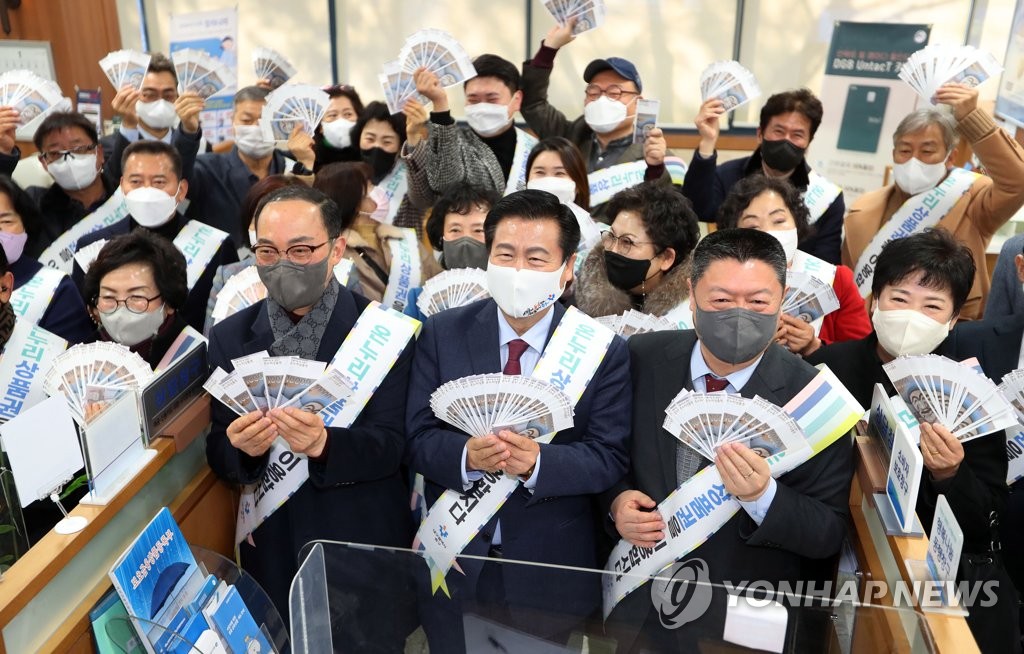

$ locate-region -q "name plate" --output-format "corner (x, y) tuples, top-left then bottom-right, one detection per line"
(140, 343), (208, 443)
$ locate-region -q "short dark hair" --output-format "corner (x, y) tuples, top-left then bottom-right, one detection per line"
(147, 53), (178, 83)
(466, 54), (521, 94)
(426, 182), (501, 251)
(0, 175), (44, 254)
(690, 228), (788, 290)
(352, 100), (406, 146)
(325, 84), (365, 115)
(255, 184), (344, 240)
(234, 85), (269, 105)
(717, 175), (814, 242)
(759, 89), (824, 139)
(239, 175), (307, 247)
(121, 140), (183, 181)
(871, 228), (975, 317)
(84, 231), (188, 311)
(33, 112), (98, 151)
(312, 161), (372, 232)
(525, 137), (590, 210)
(484, 189), (579, 263)
(606, 181), (700, 272)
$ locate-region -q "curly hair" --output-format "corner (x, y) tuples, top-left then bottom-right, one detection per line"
(716, 175), (814, 242)
(84, 230), (188, 311)
(605, 181), (700, 271)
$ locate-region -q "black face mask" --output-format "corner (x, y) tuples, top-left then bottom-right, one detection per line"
(604, 250), (655, 292)
(760, 138), (806, 173)
(360, 147), (398, 184)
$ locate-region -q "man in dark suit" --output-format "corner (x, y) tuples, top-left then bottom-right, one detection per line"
(206, 185), (414, 642)
(71, 140), (237, 333)
(406, 189), (631, 652)
(605, 228), (853, 650)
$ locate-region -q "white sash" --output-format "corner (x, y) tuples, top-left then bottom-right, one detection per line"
(9, 267), (65, 326)
(661, 298), (693, 329)
(588, 160), (648, 206)
(235, 302), (422, 544)
(504, 128), (539, 195)
(334, 258), (354, 287)
(1008, 429), (1024, 485)
(802, 171), (842, 225)
(416, 307), (615, 595)
(173, 221), (230, 291)
(601, 366), (863, 618)
(381, 228), (422, 313)
(377, 161), (409, 224)
(0, 322), (67, 423)
(853, 169), (978, 298)
(38, 188), (129, 273)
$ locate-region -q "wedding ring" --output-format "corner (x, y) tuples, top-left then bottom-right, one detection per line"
(929, 449), (939, 455)
(743, 471), (755, 479)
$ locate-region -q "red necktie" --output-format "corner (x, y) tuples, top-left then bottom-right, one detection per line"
(504, 339), (529, 376)
(705, 373), (729, 393)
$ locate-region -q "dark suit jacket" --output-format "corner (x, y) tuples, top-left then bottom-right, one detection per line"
(206, 288), (414, 620)
(71, 214), (238, 334)
(606, 331), (853, 648)
(809, 332), (1008, 554)
(405, 299), (631, 620)
(10, 257), (94, 344)
(99, 126), (202, 182)
(681, 148), (845, 264)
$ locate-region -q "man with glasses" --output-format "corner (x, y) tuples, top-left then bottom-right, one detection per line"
(71, 140), (237, 333)
(519, 18), (673, 219)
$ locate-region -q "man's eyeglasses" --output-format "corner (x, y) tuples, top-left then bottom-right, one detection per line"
(40, 143), (98, 164)
(253, 242), (329, 265)
(584, 84), (640, 102)
(95, 294), (162, 314)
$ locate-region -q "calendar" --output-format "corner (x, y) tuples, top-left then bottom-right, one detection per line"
(0, 40), (56, 81)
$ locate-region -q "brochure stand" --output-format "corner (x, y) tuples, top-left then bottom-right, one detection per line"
(79, 390), (158, 506)
(50, 491), (87, 535)
(904, 495), (969, 617)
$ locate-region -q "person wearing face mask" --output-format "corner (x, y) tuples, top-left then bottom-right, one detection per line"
(72, 141), (238, 333)
(101, 54), (207, 182)
(206, 185), (417, 633)
(685, 88), (845, 265)
(844, 83), (1024, 321)
(717, 175), (870, 357)
(407, 190), (631, 652)
(313, 162), (440, 309)
(604, 228), (852, 651)
(519, 18), (673, 220)
(186, 86), (315, 245)
(310, 84), (364, 171)
(808, 229), (1020, 653)
(83, 231), (189, 367)
(575, 182), (698, 321)
(0, 176), (93, 343)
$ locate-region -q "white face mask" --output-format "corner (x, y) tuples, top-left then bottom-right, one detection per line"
(124, 185), (180, 228)
(766, 227), (799, 264)
(100, 304), (167, 347)
(322, 118), (356, 149)
(486, 261), (567, 319)
(527, 176), (577, 205)
(584, 96), (628, 134)
(464, 102), (512, 138)
(872, 306), (951, 357)
(234, 125), (276, 159)
(892, 157), (947, 196)
(48, 153), (100, 191)
(135, 99), (178, 130)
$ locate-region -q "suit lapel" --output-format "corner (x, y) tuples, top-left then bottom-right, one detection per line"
(314, 289), (359, 362)
(243, 302), (275, 354)
(655, 332), (697, 495)
(467, 300), (502, 374)
(738, 344), (790, 405)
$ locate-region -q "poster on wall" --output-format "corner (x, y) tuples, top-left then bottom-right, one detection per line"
(810, 22), (931, 203)
(995, 0), (1024, 127)
(169, 7), (239, 145)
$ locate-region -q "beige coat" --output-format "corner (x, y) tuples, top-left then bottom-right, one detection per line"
(343, 223), (442, 304)
(842, 109), (1024, 320)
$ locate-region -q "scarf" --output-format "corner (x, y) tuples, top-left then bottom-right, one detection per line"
(0, 301), (15, 350)
(266, 277), (341, 359)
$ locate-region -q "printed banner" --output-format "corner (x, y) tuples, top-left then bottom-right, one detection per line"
(172, 220), (229, 290)
(0, 323), (67, 423)
(381, 228), (422, 313)
(9, 267), (64, 326)
(803, 171), (842, 225)
(505, 128), (540, 195)
(588, 160), (648, 206)
(377, 160), (409, 224)
(169, 7), (238, 145)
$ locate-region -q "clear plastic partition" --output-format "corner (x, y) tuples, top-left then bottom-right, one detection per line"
(291, 540), (938, 654)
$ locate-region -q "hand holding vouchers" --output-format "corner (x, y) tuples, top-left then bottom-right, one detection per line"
(430, 372), (574, 439)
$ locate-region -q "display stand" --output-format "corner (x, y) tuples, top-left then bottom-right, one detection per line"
(78, 390), (157, 506)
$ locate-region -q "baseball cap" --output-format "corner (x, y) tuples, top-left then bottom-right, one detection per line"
(583, 57), (642, 93)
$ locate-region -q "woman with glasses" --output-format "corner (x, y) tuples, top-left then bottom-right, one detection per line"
(575, 181), (700, 320)
(83, 230), (188, 368)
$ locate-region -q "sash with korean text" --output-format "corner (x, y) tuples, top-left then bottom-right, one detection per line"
(588, 160), (648, 206)
(9, 267), (65, 326)
(802, 171), (842, 225)
(853, 168), (977, 298)
(381, 228), (422, 313)
(235, 302), (421, 545)
(601, 366), (864, 618)
(416, 307), (615, 595)
(0, 322), (67, 424)
(378, 161), (409, 224)
(172, 221), (230, 291)
(38, 188), (129, 273)
(505, 129), (540, 195)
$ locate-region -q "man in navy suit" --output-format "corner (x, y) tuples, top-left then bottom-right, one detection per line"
(406, 189), (631, 652)
(206, 185), (414, 644)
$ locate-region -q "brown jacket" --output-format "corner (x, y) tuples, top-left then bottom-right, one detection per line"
(842, 109), (1024, 320)
(343, 223), (442, 305)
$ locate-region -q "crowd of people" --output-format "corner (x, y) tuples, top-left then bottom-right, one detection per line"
(3, 15), (1024, 653)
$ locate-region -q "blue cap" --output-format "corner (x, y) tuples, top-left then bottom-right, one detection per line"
(583, 57), (642, 93)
